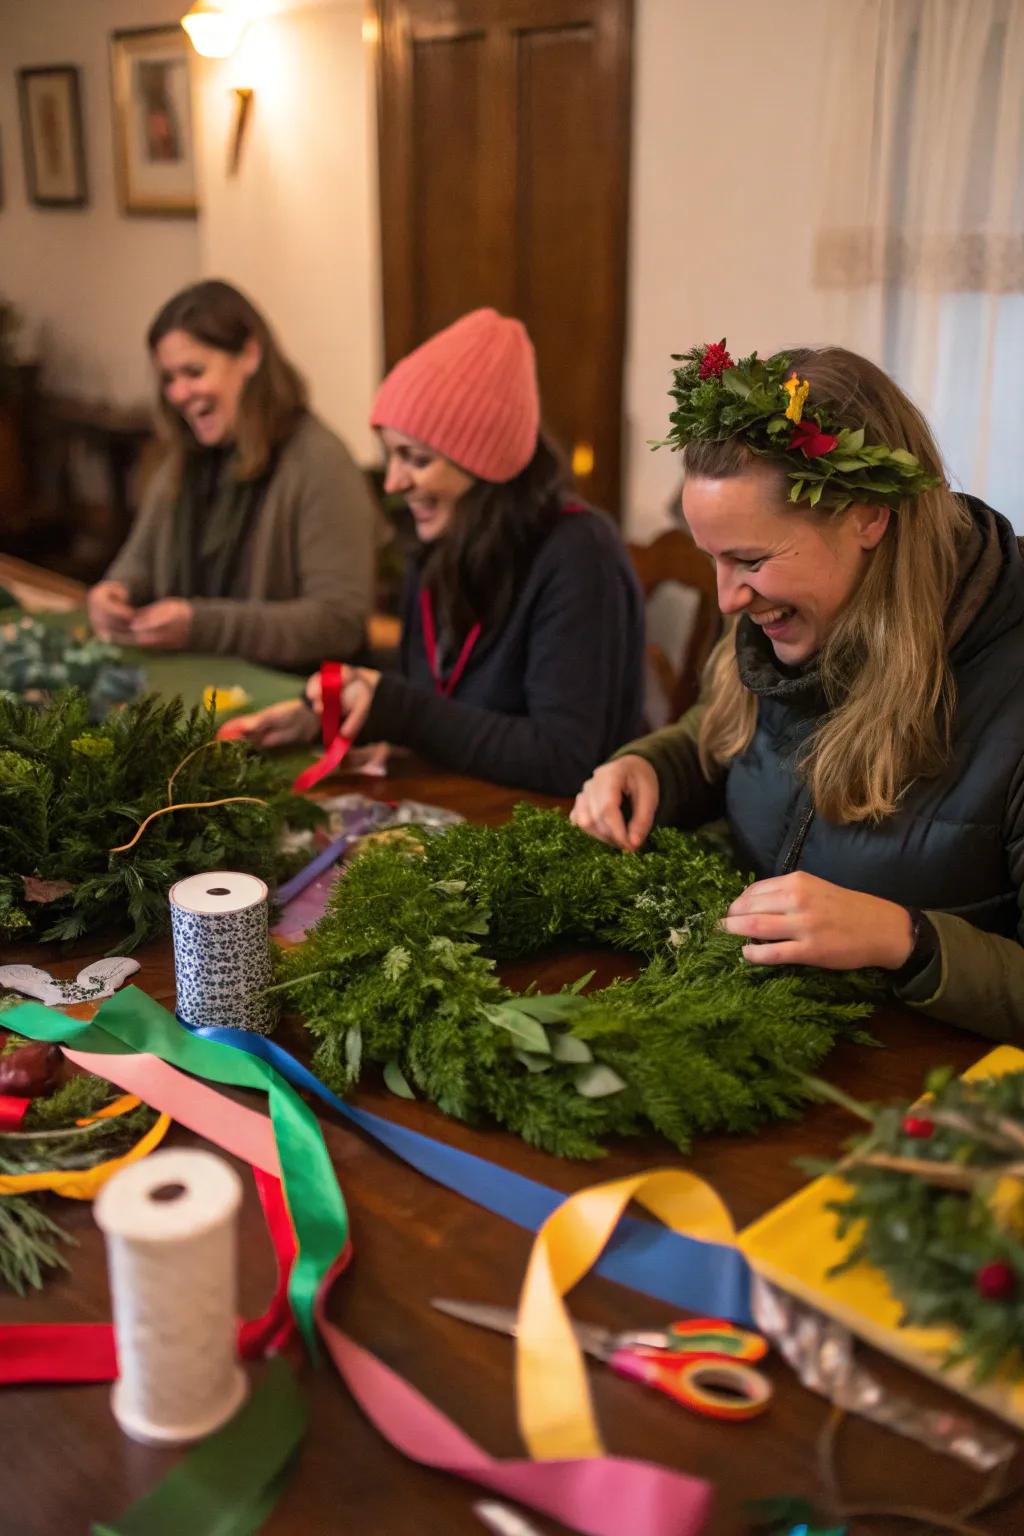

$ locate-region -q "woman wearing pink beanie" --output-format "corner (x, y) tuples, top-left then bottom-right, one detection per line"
(232, 308), (644, 796)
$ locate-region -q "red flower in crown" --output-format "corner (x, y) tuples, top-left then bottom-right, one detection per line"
(789, 419), (839, 458)
(699, 341), (734, 380)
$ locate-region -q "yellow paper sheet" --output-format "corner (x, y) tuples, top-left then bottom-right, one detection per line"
(738, 1045), (1024, 1430)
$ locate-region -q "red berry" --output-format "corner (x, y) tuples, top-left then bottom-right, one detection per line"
(699, 342), (734, 380)
(902, 1115), (934, 1139)
(976, 1262), (1017, 1301)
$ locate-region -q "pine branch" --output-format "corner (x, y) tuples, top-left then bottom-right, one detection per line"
(0, 1195), (75, 1294)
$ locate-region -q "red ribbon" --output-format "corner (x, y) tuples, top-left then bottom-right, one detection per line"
(291, 660), (353, 794)
(0, 1095), (30, 1130)
(0, 1168), (295, 1385)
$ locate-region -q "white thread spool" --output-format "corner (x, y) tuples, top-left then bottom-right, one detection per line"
(170, 870), (276, 1034)
(95, 1148), (247, 1445)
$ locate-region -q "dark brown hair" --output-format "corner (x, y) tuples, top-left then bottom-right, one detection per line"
(421, 433), (572, 641)
(147, 279), (308, 489)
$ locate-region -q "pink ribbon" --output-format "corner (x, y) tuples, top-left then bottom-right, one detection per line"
(9, 1045), (712, 1535)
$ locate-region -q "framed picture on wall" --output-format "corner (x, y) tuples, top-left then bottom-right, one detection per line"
(17, 66), (88, 208)
(110, 26), (198, 217)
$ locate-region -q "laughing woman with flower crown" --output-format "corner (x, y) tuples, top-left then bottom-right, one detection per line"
(572, 341), (1024, 1039)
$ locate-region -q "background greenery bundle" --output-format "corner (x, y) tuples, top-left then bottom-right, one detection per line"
(0, 690), (319, 947)
(816, 1067), (1024, 1382)
(280, 806), (879, 1157)
(0, 614), (144, 720)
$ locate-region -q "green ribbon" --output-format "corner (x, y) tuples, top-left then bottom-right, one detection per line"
(6, 988), (348, 1355)
(92, 1358), (307, 1536)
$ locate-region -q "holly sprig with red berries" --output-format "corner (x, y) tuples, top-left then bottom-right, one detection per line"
(805, 1066), (1024, 1383)
(661, 341), (940, 513)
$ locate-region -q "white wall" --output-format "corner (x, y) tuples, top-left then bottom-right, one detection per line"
(0, 0), (834, 511)
(194, 1), (381, 463)
(624, 0), (831, 537)
(0, 0), (200, 405)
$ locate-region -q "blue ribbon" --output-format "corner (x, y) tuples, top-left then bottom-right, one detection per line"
(182, 1020), (754, 1325)
(274, 833), (354, 906)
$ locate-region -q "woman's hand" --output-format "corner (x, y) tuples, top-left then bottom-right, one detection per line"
(219, 699), (320, 748)
(87, 580), (135, 641)
(570, 755), (660, 851)
(129, 598), (193, 650)
(722, 871), (915, 971)
(303, 671), (323, 716)
(339, 667), (380, 738)
(303, 667), (379, 738)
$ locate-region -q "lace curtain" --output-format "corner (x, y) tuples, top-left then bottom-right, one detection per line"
(814, 0), (1024, 526)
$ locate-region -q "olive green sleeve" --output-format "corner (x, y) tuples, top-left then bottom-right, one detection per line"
(611, 703), (727, 829)
(895, 911), (1024, 1042)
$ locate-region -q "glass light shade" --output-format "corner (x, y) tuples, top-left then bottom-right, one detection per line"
(181, 2), (247, 60)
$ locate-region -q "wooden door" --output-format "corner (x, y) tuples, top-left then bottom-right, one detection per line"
(376, 0), (633, 516)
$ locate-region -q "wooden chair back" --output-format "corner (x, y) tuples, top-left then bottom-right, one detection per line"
(628, 528), (721, 721)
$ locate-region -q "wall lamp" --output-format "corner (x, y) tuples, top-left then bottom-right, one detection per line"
(180, 2), (254, 176)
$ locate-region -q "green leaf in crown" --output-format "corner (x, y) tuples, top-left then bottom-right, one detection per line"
(660, 340), (942, 513)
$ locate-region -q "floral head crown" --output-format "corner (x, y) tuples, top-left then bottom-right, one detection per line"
(664, 341), (941, 512)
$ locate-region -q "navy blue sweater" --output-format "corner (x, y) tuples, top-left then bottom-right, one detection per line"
(362, 507), (644, 796)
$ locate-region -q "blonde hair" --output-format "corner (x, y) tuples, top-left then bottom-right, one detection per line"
(147, 280), (308, 493)
(693, 346), (972, 824)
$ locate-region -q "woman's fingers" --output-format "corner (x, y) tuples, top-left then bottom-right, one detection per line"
(218, 701), (313, 748)
(721, 912), (796, 942)
(740, 940), (804, 966)
(624, 768), (658, 849)
(304, 673), (323, 715)
(571, 757), (659, 852)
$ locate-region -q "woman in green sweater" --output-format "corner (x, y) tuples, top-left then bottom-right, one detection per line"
(572, 341), (1024, 1040)
(87, 280), (376, 672)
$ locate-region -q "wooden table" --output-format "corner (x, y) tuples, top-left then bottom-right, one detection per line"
(1, 570), (1021, 1536)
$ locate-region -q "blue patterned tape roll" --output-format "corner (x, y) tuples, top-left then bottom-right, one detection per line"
(169, 872), (276, 1035)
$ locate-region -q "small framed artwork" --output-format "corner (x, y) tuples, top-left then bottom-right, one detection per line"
(17, 66), (88, 209)
(110, 26), (198, 217)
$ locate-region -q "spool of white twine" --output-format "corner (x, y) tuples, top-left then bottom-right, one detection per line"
(170, 870), (275, 1034)
(94, 1147), (247, 1445)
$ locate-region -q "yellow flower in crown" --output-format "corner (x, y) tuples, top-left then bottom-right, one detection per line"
(783, 373), (810, 424)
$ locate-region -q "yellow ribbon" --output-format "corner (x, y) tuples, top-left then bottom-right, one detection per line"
(0, 1110), (171, 1200)
(516, 1046), (1024, 1460)
(75, 1092), (141, 1126)
(515, 1168), (735, 1460)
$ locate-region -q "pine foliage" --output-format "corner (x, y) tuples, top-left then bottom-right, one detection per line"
(0, 690), (320, 948)
(817, 1068), (1024, 1381)
(280, 806), (879, 1157)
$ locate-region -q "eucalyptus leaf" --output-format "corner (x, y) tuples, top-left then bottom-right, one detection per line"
(507, 993), (586, 1024)
(486, 1004), (551, 1054)
(574, 1063), (628, 1099)
(549, 1031), (594, 1064)
(345, 1025), (362, 1078)
(383, 1059), (415, 1099)
(513, 1050), (554, 1074)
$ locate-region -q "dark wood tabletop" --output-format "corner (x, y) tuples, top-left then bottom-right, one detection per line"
(2, 760), (1021, 1536)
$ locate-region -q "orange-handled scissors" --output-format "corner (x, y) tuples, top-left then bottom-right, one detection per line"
(432, 1299), (773, 1423)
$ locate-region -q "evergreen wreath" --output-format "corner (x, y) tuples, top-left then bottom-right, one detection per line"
(0, 1025), (160, 1294)
(0, 690), (320, 947)
(811, 1067), (1024, 1382)
(662, 341), (941, 512)
(279, 806), (880, 1158)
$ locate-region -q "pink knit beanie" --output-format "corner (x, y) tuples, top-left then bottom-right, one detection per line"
(370, 308), (540, 483)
